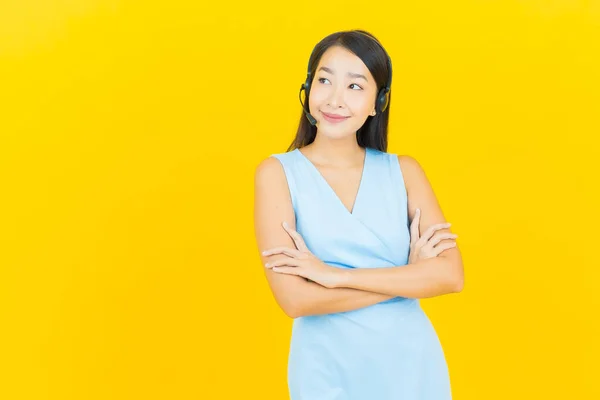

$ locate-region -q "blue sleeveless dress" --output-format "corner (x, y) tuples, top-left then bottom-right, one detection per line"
(270, 146), (452, 400)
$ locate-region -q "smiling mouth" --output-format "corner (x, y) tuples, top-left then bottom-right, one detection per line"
(321, 111), (350, 122)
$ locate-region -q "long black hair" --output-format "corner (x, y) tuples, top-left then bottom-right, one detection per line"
(287, 30), (393, 152)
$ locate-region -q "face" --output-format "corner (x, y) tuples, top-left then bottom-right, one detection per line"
(307, 45), (379, 139)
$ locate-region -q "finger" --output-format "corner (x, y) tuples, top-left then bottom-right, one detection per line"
(282, 221), (309, 252)
(423, 238), (456, 254)
(262, 247), (303, 258)
(433, 241), (457, 255)
(426, 232), (458, 248)
(409, 208), (421, 244)
(417, 222), (452, 247)
(282, 221), (304, 250)
(271, 266), (302, 276)
(265, 257), (301, 269)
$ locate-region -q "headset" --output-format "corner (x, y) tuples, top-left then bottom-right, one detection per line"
(299, 31), (393, 126)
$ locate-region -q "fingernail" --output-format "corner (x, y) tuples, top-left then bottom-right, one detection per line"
(283, 221), (288, 228)
(265, 263), (270, 267)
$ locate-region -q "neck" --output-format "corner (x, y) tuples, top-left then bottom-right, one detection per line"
(304, 131), (365, 167)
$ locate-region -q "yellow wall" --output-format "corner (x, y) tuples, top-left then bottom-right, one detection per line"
(1, 1), (598, 399)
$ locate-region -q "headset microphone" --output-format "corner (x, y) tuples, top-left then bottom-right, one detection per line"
(299, 84), (317, 125)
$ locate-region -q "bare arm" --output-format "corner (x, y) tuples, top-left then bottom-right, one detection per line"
(269, 276), (395, 317)
(334, 154), (465, 298)
(338, 255), (463, 298)
(254, 156), (395, 318)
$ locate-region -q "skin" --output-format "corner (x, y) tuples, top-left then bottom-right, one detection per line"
(253, 45), (464, 318)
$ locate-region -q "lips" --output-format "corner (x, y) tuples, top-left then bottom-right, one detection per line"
(321, 111), (350, 123)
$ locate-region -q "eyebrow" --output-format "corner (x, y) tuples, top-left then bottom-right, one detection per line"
(318, 66), (368, 82)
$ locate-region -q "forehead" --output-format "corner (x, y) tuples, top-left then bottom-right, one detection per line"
(316, 45), (370, 73)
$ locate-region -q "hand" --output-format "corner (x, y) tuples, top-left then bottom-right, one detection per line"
(262, 221), (344, 289)
(408, 208), (458, 265)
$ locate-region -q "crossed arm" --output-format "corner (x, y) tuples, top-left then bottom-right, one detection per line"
(254, 155), (464, 318)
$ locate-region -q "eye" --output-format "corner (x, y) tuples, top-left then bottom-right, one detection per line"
(317, 78), (362, 90)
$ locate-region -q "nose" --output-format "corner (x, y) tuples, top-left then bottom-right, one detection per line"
(327, 83), (345, 108)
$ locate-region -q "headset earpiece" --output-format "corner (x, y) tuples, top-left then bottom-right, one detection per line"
(299, 71), (317, 125)
(304, 72), (312, 97)
(377, 86), (390, 113)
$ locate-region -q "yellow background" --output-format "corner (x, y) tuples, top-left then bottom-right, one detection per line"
(1, 1), (598, 399)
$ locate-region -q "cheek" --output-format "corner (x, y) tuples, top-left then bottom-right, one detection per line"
(346, 94), (375, 113)
(308, 86), (328, 108)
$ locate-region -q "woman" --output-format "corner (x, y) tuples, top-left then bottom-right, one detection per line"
(253, 29), (464, 400)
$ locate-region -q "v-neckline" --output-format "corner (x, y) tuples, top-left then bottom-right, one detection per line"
(295, 147), (370, 216)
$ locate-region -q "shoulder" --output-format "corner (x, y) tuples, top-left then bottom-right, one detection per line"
(254, 155), (286, 187)
(255, 155), (283, 177)
(392, 154), (429, 190)
(254, 151), (298, 195)
(370, 149), (424, 171)
(396, 154), (424, 173)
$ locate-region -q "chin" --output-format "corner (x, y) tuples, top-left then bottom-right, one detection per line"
(317, 128), (357, 140)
